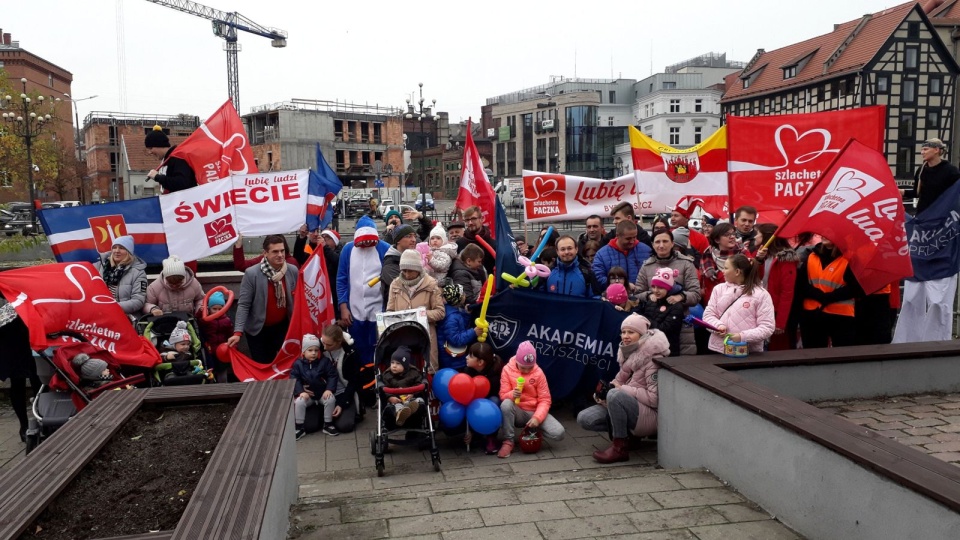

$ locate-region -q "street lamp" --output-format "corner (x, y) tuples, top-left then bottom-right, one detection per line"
(405, 82), (439, 211)
(63, 93), (98, 203)
(1, 78), (60, 225)
(614, 156), (623, 177)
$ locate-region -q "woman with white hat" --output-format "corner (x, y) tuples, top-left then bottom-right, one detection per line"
(93, 235), (147, 320)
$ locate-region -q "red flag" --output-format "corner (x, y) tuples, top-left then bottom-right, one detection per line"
(169, 98), (258, 184)
(0, 263), (161, 368)
(727, 107), (885, 215)
(778, 138), (912, 294)
(456, 119), (497, 237)
(231, 249), (336, 381)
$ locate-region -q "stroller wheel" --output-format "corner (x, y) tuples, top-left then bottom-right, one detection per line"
(368, 431), (377, 456)
(431, 452), (441, 472)
(25, 432), (39, 455)
(376, 459), (385, 477)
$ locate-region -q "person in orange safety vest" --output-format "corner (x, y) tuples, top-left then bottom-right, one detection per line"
(797, 238), (863, 348)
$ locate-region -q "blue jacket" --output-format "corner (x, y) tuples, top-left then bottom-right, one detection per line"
(547, 257), (601, 298)
(592, 238), (653, 287)
(436, 307), (477, 370)
(290, 356), (339, 396)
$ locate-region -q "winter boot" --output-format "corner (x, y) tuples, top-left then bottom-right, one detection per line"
(593, 437), (629, 464)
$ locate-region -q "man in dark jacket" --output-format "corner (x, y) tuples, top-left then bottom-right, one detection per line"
(455, 205), (496, 274)
(379, 224), (418, 308)
(383, 209), (433, 245)
(601, 202), (652, 248)
(547, 236), (602, 298)
(144, 126), (197, 192)
(577, 215), (606, 253)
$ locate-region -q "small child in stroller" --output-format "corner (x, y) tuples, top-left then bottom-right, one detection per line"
(381, 346), (425, 426)
(71, 353), (113, 390)
(291, 333), (340, 439)
(160, 321), (202, 381)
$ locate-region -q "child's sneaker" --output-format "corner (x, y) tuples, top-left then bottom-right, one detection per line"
(295, 428), (307, 441)
(407, 399), (420, 416)
(497, 439), (514, 458)
(322, 423), (339, 436)
(485, 436), (499, 455)
(396, 405), (412, 426)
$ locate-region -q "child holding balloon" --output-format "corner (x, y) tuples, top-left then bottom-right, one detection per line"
(464, 342), (504, 454)
(497, 341), (565, 458)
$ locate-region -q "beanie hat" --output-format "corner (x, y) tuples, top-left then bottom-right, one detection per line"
(515, 341), (537, 367)
(704, 217), (719, 226)
(672, 196), (704, 219)
(354, 216), (380, 248)
(441, 280), (463, 305)
(923, 138), (947, 150)
(384, 209), (401, 224)
(72, 353), (110, 381)
(621, 313), (651, 335)
(112, 235), (135, 256)
(162, 255), (187, 279)
(321, 229), (340, 246)
(208, 291), (226, 308)
(399, 249), (423, 272)
(650, 267), (678, 290)
(672, 227), (690, 249)
(144, 125), (171, 148)
(606, 283), (628, 304)
(392, 224), (416, 245)
(391, 345), (412, 368)
(169, 321), (191, 345)
(301, 333), (320, 353)
(429, 223), (447, 244)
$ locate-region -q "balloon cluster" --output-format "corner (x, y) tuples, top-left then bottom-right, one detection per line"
(501, 226), (555, 288)
(433, 368), (502, 435)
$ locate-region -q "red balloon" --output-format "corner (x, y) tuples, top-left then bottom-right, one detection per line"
(448, 373), (475, 405)
(472, 376), (491, 401)
(216, 343), (232, 364)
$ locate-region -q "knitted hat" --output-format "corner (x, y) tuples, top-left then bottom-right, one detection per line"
(72, 353), (109, 381)
(392, 224), (416, 245)
(208, 291), (226, 308)
(704, 217), (719, 226)
(354, 216), (380, 248)
(112, 235), (135, 255)
(162, 255), (187, 279)
(441, 280), (463, 305)
(169, 321), (191, 345)
(621, 313), (651, 335)
(429, 223), (447, 244)
(515, 341), (537, 367)
(384, 209), (401, 224)
(391, 345), (412, 368)
(650, 267), (678, 290)
(672, 227), (690, 249)
(144, 125), (170, 148)
(606, 283), (628, 304)
(923, 138), (947, 150)
(447, 221), (465, 231)
(301, 333), (320, 353)
(321, 229), (340, 246)
(399, 249), (423, 272)
(671, 196), (704, 219)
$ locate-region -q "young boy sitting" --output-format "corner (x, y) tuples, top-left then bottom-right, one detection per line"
(381, 346), (425, 427)
(497, 340), (565, 458)
(291, 333), (340, 439)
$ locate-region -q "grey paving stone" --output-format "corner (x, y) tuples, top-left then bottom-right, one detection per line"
(327, 457), (361, 471)
(535, 513), (638, 539)
(297, 451), (326, 474)
(516, 481), (605, 503)
(308, 518), (389, 539)
(595, 475), (684, 496)
(711, 503), (773, 522)
(393, 535), (442, 540)
(615, 531), (698, 540)
(300, 478), (373, 498)
(671, 471), (723, 489)
(564, 495), (638, 517)
(342, 498), (432, 523)
(627, 493), (664, 512)
(479, 501), (574, 526)
(388, 509), (485, 536)
(442, 522), (543, 540)
(373, 471), (445, 489)
(629, 506), (728, 533)
(441, 463), (513, 482)
(430, 488), (520, 513)
(649, 488), (744, 509)
(289, 505), (341, 528)
(507, 457), (581, 475)
(689, 519), (800, 539)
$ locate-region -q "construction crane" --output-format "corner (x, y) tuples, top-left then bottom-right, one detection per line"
(144, 0), (287, 112)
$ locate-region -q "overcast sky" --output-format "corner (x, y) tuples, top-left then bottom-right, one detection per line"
(5, 0), (903, 124)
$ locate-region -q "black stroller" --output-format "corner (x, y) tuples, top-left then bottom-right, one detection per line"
(368, 320), (440, 477)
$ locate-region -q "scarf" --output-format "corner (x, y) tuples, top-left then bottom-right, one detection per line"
(702, 246), (740, 282)
(101, 258), (129, 288)
(260, 259), (287, 308)
(399, 274), (424, 296)
(619, 340), (640, 358)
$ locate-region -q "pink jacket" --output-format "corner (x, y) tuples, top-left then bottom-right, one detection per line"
(144, 269), (205, 315)
(703, 282), (775, 353)
(500, 358), (552, 423)
(614, 330), (670, 436)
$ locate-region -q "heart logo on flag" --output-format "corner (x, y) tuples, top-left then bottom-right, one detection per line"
(32, 263), (117, 306)
(530, 177), (560, 200)
(774, 125), (839, 167)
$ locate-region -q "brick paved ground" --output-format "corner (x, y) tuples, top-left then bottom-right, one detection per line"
(811, 392), (960, 465)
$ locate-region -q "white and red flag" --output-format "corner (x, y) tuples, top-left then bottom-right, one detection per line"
(169, 98), (258, 184)
(777, 138), (912, 294)
(230, 249), (336, 381)
(455, 119), (498, 237)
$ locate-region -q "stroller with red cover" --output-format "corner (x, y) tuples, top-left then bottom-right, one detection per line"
(25, 338), (145, 454)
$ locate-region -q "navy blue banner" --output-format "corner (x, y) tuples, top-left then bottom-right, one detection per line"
(907, 181), (960, 281)
(483, 288), (627, 400)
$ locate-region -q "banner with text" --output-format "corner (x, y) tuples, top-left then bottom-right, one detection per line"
(160, 169), (309, 261)
(522, 171), (655, 222)
(727, 106), (885, 215)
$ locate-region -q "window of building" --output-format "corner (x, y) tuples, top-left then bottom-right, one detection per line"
(669, 127), (680, 146)
(877, 76), (889, 93)
(608, 116), (614, 126)
(929, 109), (940, 127)
(743, 78), (751, 89)
(907, 21), (920, 39)
(896, 146), (913, 178)
(930, 76), (942, 95)
(783, 65), (797, 79)
(695, 99), (703, 112)
(903, 79), (917, 103)
(670, 99), (680, 113)
(694, 126), (703, 144)
(905, 47), (919, 70)
(663, 81), (676, 89)
(898, 114), (915, 140)
(609, 91), (616, 103)
(780, 95), (787, 109)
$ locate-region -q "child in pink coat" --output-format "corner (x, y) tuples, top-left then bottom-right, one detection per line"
(703, 254), (775, 354)
(497, 341), (565, 458)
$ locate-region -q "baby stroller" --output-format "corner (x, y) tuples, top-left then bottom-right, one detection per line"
(369, 320), (440, 477)
(26, 336), (145, 454)
(137, 312), (209, 385)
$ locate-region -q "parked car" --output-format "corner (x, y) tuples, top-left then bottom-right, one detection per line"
(0, 209), (14, 224)
(377, 199), (395, 216)
(3, 210), (38, 236)
(382, 204), (416, 218)
(414, 195), (435, 211)
(42, 201), (81, 209)
(346, 196), (372, 217)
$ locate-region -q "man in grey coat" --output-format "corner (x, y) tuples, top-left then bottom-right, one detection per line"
(227, 235), (299, 363)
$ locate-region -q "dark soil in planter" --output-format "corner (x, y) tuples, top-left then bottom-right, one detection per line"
(21, 401), (236, 540)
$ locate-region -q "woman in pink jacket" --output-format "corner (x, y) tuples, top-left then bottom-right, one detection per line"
(577, 314), (670, 463)
(702, 254), (775, 354)
(496, 341), (565, 458)
(144, 256), (206, 316)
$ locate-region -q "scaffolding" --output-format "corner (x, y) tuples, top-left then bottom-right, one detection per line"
(665, 52), (747, 74)
(248, 99), (403, 117)
(83, 111), (200, 127)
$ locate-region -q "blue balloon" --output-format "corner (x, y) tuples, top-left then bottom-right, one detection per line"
(439, 401), (466, 429)
(688, 304), (704, 320)
(433, 368), (458, 403)
(466, 398), (502, 435)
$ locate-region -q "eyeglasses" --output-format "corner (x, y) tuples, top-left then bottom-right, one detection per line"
(722, 232), (737, 238)
(465, 216), (482, 223)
